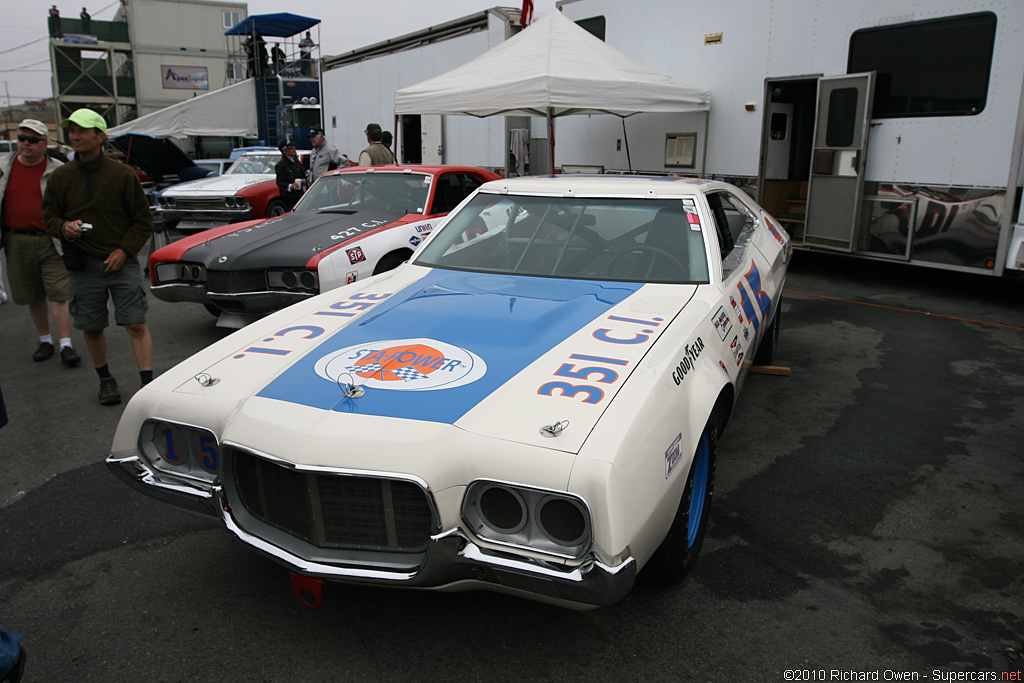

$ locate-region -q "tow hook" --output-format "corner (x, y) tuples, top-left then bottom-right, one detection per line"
(289, 572), (324, 609)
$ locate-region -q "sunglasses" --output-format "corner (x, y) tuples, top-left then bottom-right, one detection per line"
(17, 134), (45, 144)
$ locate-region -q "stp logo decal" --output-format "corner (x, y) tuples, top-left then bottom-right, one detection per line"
(347, 247), (366, 264)
(314, 338), (487, 392)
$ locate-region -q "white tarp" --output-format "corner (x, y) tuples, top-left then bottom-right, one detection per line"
(107, 79), (258, 139)
(394, 10), (711, 118)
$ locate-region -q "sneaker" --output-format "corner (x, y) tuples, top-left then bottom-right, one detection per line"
(98, 376), (121, 405)
(60, 345), (81, 366)
(32, 341), (55, 361)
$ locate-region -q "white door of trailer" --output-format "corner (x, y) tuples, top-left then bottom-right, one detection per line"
(421, 115), (443, 165)
(804, 73), (875, 251)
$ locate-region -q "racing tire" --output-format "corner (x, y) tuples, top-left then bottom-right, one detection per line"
(372, 251), (411, 276)
(753, 299), (782, 366)
(641, 424), (716, 584)
(265, 200), (288, 217)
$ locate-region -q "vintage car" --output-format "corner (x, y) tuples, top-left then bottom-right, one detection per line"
(194, 158), (233, 176)
(154, 150), (309, 232)
(149, 165), (502, 326)
(108, 175), (791, 609)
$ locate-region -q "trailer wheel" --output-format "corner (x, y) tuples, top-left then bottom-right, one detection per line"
(641, 424), (716, 584)
(753, 299), (782, 366)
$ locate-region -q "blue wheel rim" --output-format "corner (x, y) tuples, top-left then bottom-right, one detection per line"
(687, 431), (711, 547)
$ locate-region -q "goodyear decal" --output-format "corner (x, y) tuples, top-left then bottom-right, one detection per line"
(257, 270), (643, 423)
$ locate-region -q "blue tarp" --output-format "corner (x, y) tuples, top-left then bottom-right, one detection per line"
(225, 13), (320, 38)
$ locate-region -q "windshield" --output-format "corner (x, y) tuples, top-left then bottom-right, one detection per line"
(414, 194), (711, 284)
(226, 153), (280, 175)
(293, 108), (321, 128)
(294, 172), (433, 214)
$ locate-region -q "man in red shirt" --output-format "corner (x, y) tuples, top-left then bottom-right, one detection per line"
(0, 119), (80, 365)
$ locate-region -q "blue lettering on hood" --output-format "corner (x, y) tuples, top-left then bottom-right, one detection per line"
(256, 270), (642, 423)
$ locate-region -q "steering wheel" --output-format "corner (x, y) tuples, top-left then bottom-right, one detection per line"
(606, 245), (687, 280)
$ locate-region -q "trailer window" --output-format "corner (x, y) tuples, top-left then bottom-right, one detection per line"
(848, 12), (996, 118)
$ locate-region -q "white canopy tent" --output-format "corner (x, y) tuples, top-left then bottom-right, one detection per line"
(394, 10), (711, 172)
(107, 79), (259, 139)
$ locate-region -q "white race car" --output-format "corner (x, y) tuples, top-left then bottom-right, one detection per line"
(108, 175), (791, 609)
(154, 150), (309, 231)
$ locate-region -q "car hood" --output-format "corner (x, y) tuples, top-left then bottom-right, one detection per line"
(110, 133), (201, 184)
(160, 174), (271, 196)
(161, 265), (696, 456)
(176, 210), (408, 269)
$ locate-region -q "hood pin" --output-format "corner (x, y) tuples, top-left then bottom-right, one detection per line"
(540, 420), (569, 438)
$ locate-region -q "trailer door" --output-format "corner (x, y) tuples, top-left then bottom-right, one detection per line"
(804, 73), (875, 251)
(421, 115), (443, 164)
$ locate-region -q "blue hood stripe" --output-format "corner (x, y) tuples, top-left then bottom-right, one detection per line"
(256, 270), (643, 423)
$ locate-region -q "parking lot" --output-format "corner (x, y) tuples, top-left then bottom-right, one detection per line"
(1, 250), (1023, 682)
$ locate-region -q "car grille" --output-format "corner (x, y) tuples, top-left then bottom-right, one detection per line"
(229, 449), (435, 552)
(166, 197), (231, 210)
(207, 270), (267, 294)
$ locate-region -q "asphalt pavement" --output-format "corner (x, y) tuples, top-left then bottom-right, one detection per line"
(1, 250), (1023, 682)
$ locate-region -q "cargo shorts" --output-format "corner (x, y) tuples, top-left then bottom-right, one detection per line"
(67, 252), (148, 331)
(1, 230), (70, 306)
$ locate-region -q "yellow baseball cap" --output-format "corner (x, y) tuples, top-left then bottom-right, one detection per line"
(60, 108), (108, 132)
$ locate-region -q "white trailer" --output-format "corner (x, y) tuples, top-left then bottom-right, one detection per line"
(322, 1), (1024, 276)
(554, 0), (1024, 276)
(320, 8), (525, 175)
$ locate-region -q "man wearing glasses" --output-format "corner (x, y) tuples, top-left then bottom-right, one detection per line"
(0, 119), (81, 366)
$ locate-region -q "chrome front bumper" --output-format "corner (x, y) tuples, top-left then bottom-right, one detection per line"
(106, 453), (637, 608)
(206, 289), (315, 315)
(150, 282), (212, 305)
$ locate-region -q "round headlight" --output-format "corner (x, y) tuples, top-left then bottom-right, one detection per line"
(479, 485), (526, 533)
(538, 496), (588, 545)
(281, 271), (297, 288)
(299, 270), (317, 289)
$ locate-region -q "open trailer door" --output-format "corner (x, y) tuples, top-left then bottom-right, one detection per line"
(804, 72), (875, 251)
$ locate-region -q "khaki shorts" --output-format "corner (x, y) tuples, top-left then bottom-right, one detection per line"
(1, 230), (70, 306)
(67, 253), (148, 331)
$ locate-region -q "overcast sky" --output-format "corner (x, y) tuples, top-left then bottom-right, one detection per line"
(1, 0), (556, 106)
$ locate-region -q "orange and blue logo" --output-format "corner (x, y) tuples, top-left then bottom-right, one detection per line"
(314, 337), (487, 391)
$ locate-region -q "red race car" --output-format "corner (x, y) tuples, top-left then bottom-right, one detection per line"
(149, 165), (502, 326)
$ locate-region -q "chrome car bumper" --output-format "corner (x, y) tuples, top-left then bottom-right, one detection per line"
(157, 208), (253, 232)
(149, 284), (314, 313)
(150, 282), (211, 305)
(106, 453), (636, 608)
(207, 289), (316, 315)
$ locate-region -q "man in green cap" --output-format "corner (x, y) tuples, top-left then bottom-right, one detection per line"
(41, 108), (154, 406)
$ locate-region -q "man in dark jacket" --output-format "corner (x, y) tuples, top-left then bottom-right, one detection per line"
(41, 108), (154, 406)
(274, 140), (305, 211)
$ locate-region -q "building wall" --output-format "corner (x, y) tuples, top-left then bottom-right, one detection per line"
(321, 11), (512, 168)
(126, 0), (247, 115)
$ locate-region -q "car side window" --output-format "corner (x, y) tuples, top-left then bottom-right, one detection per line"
(705, 190), (756, 278)
(430, 174), (463, 215)
(431, 173), (487, 215)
